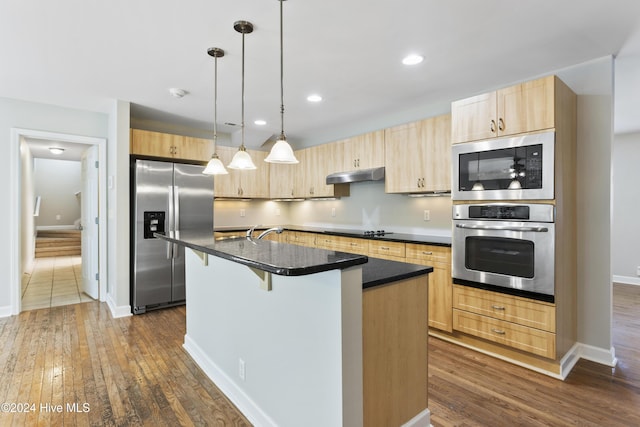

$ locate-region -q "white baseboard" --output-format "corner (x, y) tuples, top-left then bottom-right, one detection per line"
(559, 343), (582, 379)
(106, 294), (132, 318)
(402, 408), (431, 427)
(183, 335), (277, 427)
(578, 343), (617, 367)
(612, 275), (640, 286)
(0, 305), (13, 318)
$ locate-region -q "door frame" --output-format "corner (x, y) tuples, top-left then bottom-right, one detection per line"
(10, 128), (108, 314)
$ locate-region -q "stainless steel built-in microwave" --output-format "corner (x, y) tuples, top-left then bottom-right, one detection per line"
(451, 131), (555, 201)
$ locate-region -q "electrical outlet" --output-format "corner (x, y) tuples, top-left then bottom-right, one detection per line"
(637, 266), (640, 277)
(331, 207), (336, 217)
(239, 358), (246, 381)
(423, 210), (430, 221)
(275, 208), (281, 216)
(240, 209), (246, 217)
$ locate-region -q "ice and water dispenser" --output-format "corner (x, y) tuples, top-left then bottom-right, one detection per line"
(143, 211), (165, 238)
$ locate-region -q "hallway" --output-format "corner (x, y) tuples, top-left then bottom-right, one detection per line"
(21, 255), (93, 311)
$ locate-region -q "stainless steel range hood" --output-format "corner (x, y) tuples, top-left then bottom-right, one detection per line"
(326, 167), (385, 184)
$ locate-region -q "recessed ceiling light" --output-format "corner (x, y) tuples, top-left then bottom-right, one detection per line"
(254, 119), (267, 126)
(307, 94), (322, 103)
(49, 147), (65, 155)
(402, 54), (424, 66)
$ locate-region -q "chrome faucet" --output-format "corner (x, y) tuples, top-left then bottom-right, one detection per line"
(246, 224), (261, 239)
(257, 227), (284, 240)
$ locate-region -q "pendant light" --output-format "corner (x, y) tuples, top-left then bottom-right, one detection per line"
(228, 21), (257, 170)
(265, 0), (299, 164)
(203, 47), (229, 175)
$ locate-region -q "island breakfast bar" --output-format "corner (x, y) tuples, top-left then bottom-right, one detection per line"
(157, 231), (433, 427)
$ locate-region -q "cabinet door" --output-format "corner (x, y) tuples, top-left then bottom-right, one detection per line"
(423, 114), (452, 192)
(498, 75), (555, 137)
(213, 146), (240, 197)
(384, 121), (426, 193)
(130, 129), (178, 158)
(239, 149), (270, 198)
(406, 243), (453, 332)
(451, 92), (497, 143)
(305, 145), (349, 198)
(269, 161), (297, 199)
(177, 136), (214, 162)
(342, 130), (385, 170)
(292, 149), (307, 198)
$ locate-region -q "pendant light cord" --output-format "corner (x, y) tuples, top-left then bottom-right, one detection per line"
(241, 30), (246, 150)
(214, 55), (218, 152)
(279, 0), (285, 138)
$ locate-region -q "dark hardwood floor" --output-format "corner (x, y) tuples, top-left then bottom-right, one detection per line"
(428, 283), (640, 427)
(0, 283), (638, 426)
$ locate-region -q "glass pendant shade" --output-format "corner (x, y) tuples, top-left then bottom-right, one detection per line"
(508, 179), (522, 189)
(471, 182), (485, 191)
(228, 147), (257, 170)
(203, 154), (228, 175)
(265, 136), (299, 164)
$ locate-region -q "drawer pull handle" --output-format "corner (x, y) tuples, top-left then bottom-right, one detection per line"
(422, 251), (433, 255)
(380, 247), (389, 250)
(491, 305), (506, 311)
(491, 328), (506, 335)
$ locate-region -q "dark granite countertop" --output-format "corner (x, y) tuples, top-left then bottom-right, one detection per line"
(214, 225), (452, 247)
(156, 232), (432, 288)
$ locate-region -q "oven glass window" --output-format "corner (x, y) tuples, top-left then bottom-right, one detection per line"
(465, 236), (534, 278)
(458, 144), (543, 191)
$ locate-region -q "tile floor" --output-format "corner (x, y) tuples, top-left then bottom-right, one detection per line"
(21, 255), (94, 311)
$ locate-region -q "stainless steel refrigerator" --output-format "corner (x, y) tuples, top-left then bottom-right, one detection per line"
(131, 159), (214, 314)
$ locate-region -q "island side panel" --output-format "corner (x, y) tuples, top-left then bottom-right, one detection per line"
(362, 275), (429, 427)
(183, 249), (363, 427)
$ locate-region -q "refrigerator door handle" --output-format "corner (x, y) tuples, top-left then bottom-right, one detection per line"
(167, 185), (174, 259)
(173, 186), (180, 259)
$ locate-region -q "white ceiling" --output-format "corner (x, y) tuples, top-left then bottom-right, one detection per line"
(2, 0), (640, 150)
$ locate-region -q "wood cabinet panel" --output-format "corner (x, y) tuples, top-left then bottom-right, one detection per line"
(285, 231), (316, 247)
(315, 235), (369, 255)
(301, 145), (349, 198)
(406, 243), (453, 332)
(130, 129), (213, 162)
(213, 146), (269, 198)
(451, 75), (556, 144)
(368, 241), (406, 261)
(452, 285), (556, 333)
(363, 276), (428, 427)
(339, 130), (385, 171)
(384, 114), (451, 193)
(453, 309), (556, 359)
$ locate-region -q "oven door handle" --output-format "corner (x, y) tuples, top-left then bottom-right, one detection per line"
(455, 224), (549, 232)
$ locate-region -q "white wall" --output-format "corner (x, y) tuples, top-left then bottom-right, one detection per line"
(612, 131), (640, 284)
(106, 99), (132, 315)
(0, 97), (108, 314)
(33, 158), (81, 227)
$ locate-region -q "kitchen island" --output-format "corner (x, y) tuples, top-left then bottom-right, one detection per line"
(157, 231), (433, 427)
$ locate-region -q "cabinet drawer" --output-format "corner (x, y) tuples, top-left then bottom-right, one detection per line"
(453, 309), (556, 359)
(405, 243), (450, 264)
(453, 285), (555, 332)
(368, 241), (406, 259)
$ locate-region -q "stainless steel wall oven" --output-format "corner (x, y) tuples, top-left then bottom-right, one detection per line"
(451, 131), (555, 201)
(452, 203), (555, 302)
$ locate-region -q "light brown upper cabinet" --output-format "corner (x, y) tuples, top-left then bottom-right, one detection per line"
(302, 145), (349, 198)
(213, 146), (270, 198)
(451, 75), (556, 143)
(130, 129), (213, 162)
(384, 114), (451, 194)
(338, 130), (385, 171)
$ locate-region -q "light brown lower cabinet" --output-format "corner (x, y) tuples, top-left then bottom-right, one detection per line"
(406, 244), (453, 332)
(452, 284), (557, 359)
(367, 240), (406, 261)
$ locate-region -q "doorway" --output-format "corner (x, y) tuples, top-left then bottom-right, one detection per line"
(10, 128), (107, 314)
